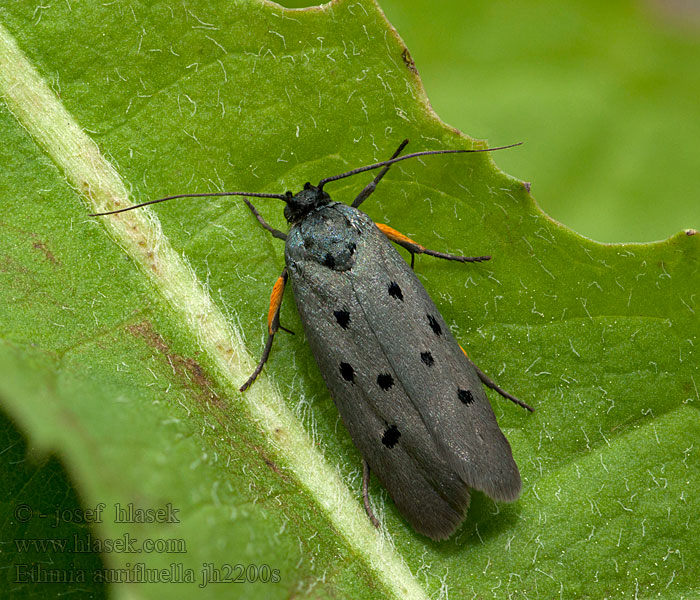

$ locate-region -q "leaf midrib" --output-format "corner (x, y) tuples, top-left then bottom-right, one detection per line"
(0, 17), (431, 600)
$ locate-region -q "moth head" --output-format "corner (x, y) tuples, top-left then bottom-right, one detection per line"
(283, 183), (331, 223)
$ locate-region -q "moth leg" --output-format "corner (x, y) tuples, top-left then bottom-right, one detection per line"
(362, 460), (381, 529)
(239, 268), (288, 392)
(243, 198), (287, 241)
(243, 199), (294, 333)
(352, 139), (409, 208)
(375, 223), (491, 270)
(460, 345), (534, 412)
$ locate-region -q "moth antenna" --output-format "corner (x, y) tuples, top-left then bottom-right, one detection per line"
(317, 142), (523, 189)
(89, 191), (288, 217)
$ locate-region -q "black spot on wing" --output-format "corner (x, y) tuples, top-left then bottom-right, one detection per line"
(334, 309), (350, 329)
(388, 281), (403, 301)
(339, 362), (355, 382)
(381, 425), (400, 448)
(376, 373), (394, 390)
(323, 253), (335, 268)
(427, 314), (442, 336)
(420, 351), (434, 366)
(458, 388), (474, 405)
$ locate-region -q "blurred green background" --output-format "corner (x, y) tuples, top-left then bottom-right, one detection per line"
(277, 0), (700, 243)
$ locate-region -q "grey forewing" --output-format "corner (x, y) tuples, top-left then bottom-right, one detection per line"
(285, 202), (520, 539)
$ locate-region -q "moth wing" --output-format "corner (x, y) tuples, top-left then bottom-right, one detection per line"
(354, 221), (522, 503)
(285, 204), (520, 539)
(288, 255), (470, 540)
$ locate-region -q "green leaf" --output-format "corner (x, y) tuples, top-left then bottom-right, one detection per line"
(1, 1), (698, 599)
(376, 0), (700, 243)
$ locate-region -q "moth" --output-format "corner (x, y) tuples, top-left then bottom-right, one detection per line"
(93, 139), (532, 540)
